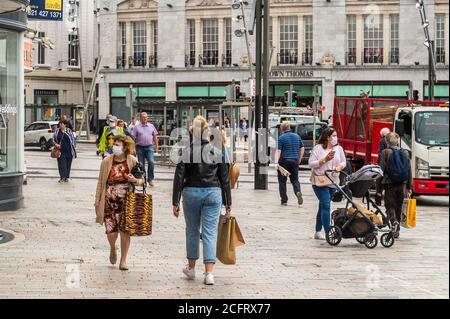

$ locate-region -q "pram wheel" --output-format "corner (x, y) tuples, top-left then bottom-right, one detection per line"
(326, 226), (342, 246)
(356, 237), (365, 244)
(364, 233), (378, 249)
(381, 233), (395, 248)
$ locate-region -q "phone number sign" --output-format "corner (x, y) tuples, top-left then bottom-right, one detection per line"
(28, 0), (63, 21)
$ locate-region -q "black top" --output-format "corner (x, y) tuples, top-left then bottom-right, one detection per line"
(172, 140), (232, 206)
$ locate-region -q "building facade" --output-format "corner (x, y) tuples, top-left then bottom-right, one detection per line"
(96, 0), (449, 128)
(0, 0), (28, 211)
(25, 0), (96, 130)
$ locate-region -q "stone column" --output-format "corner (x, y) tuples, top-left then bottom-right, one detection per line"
(195, 19), (202, 67)
(271, 15), (279, 67)
(383, 14), (390, 65)
(445, 13), (449, 65)
(146, 21), (152, 67)
(218, 18), (225, 66)
(298, 15), (303, 65)
(356, 15), (364, 65)
(126, 21), (133, 67)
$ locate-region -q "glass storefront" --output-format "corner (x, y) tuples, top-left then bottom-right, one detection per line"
(0, 28), (20, 173)
(0, 4), (27, 211)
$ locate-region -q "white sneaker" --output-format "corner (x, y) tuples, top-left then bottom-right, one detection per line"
(182, 266), (195, 280)
(314, 232), (325, 240)
(204, 272), (215, 285)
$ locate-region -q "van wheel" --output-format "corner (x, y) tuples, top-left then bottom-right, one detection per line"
(40, 138), (48, 151)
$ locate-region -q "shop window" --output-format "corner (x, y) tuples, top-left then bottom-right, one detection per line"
(0, 29), (19, 173)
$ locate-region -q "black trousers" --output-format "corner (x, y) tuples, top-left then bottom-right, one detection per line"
(278, 159), (301, 204)
(57, 156), (73, 179)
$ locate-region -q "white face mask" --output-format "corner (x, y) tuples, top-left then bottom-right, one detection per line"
(109, 122), (116, 128)
(112, 145), (123, 155)
(331, 136), (338, 146)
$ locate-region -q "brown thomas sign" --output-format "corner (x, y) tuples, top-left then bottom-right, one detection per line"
(269, 70), (314, 78)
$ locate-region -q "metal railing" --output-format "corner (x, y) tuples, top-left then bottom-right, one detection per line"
(185, 54), (195, 67)
(436, 48), (446, 64)
(346, 50), (356, 65)
(389, 48), (399, 65)
(363, 49), (383, 64)
(302, 50), (313, 65)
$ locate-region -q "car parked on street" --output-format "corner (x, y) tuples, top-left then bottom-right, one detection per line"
(24, 121), (58, 151)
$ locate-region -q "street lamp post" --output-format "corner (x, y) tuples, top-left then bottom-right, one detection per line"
(416, 0), (436, 101)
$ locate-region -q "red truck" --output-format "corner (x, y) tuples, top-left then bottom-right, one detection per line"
(333, 97), (449, 196)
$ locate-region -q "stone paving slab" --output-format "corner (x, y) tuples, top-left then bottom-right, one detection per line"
(0, 145), (448, 299)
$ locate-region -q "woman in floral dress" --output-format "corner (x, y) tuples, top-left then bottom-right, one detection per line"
(95, 136), (144, 270)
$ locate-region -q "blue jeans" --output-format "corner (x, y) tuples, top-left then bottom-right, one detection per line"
(136, 145), (155, 181)
(312, 185), (337, 233)
(182, 187), (222, 264)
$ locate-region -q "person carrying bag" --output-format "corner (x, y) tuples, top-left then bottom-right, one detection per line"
(94, 136), (144, 271)
(308, 128), (347, 240)
(52, 119), (77, 183)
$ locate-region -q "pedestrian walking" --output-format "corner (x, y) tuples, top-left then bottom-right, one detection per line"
(275, 122), (305, 206)
(378, 132), (412, 239)
(98, 116), (124, 158)
(308, 128), (347, 240)
(172, 116), (232, 286)
(375, 127), (391, 205)
(239, 118), (248, 143)
(53, 119), (77, 183)
(94, 136), (144, 271)
(131, 112), (159, 187)
(128, 116), (138, 133)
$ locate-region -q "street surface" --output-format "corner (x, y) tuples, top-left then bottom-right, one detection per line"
(0, 143), (448, 298)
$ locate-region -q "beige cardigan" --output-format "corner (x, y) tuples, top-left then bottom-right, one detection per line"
(94, 154), (144, 225)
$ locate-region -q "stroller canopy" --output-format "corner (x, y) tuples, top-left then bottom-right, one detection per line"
(349, 165), (383, 183)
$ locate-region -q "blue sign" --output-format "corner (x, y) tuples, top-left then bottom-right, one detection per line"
(28, 0), (63, 21)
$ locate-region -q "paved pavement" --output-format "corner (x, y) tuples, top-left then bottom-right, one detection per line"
(0, 144), (448, 299)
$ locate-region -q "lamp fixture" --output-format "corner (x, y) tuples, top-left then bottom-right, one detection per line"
(336, 61), (341, 66)
(234, 28), (246, 37)
(232, 63), (239, 67)
(315, 62), (321, 66)
(414, 61), (420, 65)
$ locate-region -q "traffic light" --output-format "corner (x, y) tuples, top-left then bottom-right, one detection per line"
(234, 84), (241, 101)
(283, 90), (298, 107)
(226, 83), (241, 101)
(291, 91), (298, 107)
(413, 90), (419, 101)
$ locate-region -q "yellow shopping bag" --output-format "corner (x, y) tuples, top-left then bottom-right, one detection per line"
(401, 196), (416, 228)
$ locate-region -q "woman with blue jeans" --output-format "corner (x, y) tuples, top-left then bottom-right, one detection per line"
(308, 128), (346, 240)
(172, 116), (232, 285)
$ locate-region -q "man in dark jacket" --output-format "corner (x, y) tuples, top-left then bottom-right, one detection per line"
(378, 132), (412, 238)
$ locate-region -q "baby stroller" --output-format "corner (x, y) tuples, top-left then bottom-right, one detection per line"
(325, 165), (395, 249)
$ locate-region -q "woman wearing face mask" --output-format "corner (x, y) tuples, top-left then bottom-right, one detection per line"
(95, 136), (144, 270)
(308, 128), (347, 240)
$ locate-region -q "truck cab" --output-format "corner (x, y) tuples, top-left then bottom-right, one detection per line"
(394, 105), (449, 195)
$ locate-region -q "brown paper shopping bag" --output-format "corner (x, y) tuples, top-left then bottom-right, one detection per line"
(216, 215), (245, 265)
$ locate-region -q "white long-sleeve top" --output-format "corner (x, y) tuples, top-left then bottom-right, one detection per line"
(308, 144), (347, 185)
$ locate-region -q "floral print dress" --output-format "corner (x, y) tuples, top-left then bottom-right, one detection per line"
(104, 159), (130, 234)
